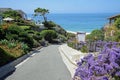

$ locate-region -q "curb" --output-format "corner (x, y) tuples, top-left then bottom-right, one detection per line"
(0, 47), (42, 79)
(59, 46), (77, 67)
(59, 44), (86, 68)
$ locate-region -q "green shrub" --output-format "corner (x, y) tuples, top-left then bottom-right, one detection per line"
(3, 10), (22, 22)
(33, 39), (40, 47)
(21, 43), (29, 53)
(6, 25), (24, 34)
(26, 30), (35, 34)
(5, 32), (32, 49)
(21, 43), (29, 50)
(67, 42), (75, 49)
(115, 31), (120, 42)
(86, 34), (93, 41)
(19, 26), (30, 30)
(67, 32), (76, 39)
(33, 34), (42, 41)
(80, 46), (89, 53)
(104, 30), (120, 42)
(6, 33), (18, 40)
(0, 40), (29, 58)
(86, 29), (104, 41)
(52, 25), (66, 35)
(0, 26), (5, 40)
(0, 39), (8, 45)
(58, 34), (67, 42)
(19, 35), (34, 48)
(8, 42), (17, 49)
(114, 18), (120, 29)
(43, 21), (56, 29)
(40, 30), (57, 43)
(105, 36), (116, 41)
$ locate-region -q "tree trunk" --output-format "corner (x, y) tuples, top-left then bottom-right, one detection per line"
(43, 15), (47, 22)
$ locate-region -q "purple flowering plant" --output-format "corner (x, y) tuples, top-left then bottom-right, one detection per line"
(73, 42), (120, 80)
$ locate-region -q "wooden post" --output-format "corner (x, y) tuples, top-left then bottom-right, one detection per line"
(109, 18), (112, 25)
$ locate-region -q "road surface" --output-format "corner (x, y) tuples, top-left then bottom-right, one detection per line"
(5, 45), (72, 80)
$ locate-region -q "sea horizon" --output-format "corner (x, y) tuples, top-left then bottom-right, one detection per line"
(27, 13), (118, 33)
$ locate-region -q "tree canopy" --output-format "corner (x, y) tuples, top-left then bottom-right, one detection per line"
(86, 29), (104, 41)
(34, 8), (49, 22)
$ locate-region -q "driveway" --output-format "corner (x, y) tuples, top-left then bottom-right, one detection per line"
(5, 45), (72, 80)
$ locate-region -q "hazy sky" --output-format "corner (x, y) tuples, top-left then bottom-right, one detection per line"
(0, 0), (120, 13)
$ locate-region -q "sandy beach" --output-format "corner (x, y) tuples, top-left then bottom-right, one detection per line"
(67, 30), (90, 35)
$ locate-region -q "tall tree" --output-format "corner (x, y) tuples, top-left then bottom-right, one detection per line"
(34, 8), (49, 22)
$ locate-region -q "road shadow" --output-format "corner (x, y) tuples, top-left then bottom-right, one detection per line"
(32, 50), (41, 53)
(0, 69), (16, 80)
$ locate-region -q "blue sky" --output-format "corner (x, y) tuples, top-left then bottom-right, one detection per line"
(0, 0), (120, 13)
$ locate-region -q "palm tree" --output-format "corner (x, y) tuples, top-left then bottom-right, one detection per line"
(34, 8), (49, 22)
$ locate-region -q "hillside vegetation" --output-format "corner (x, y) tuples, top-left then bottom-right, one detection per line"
(0, 8), (67, 67)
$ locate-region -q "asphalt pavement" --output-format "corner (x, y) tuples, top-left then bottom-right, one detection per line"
(5, 45), (72, 80)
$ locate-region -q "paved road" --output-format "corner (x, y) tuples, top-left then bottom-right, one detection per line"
(5, 45), (72, 80)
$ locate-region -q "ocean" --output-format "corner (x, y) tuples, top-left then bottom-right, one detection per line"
(27, 13), (116, 33)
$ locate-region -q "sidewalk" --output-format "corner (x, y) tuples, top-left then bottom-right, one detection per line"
(59, 44), (86, 77)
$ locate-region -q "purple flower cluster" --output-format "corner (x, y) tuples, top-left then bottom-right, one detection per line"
(73, 42), (120, 80)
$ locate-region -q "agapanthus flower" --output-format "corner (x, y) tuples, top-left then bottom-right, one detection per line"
(110, 62), (119, 68)
(104, 64), (113, 73)
(115, 71), (120, 76)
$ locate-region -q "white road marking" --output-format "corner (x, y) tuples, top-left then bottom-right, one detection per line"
(30, 53), (36, 57)
(15, 58), (30, 68)
(15, 48), (43, 68)
(15, 53), (37, 68)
